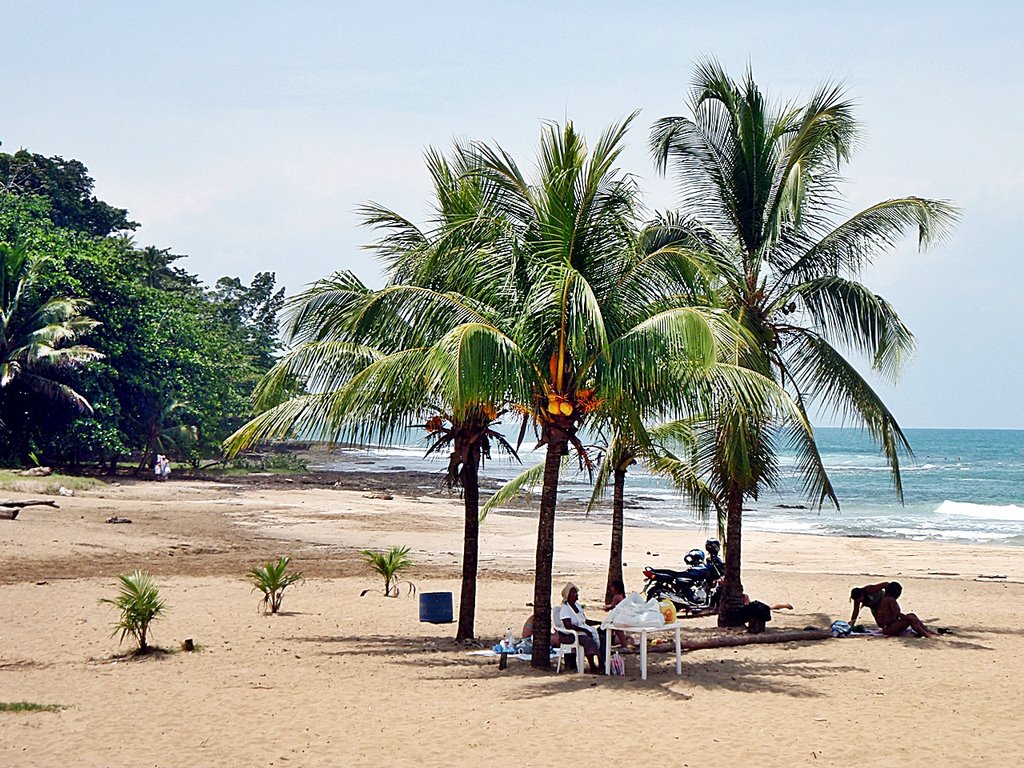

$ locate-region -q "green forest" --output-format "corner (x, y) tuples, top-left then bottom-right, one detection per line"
(0, 147), (283, 472)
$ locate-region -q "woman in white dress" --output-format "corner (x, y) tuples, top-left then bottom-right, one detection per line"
(558, 582), (604, 673)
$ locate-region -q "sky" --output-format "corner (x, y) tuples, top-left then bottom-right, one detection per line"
(2, 1), (1021, 429)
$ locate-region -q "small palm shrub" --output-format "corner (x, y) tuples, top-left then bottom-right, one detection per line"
(248, 556), (304, 614)
(101, 571), (166, 653)
(360, 546), (416, 597)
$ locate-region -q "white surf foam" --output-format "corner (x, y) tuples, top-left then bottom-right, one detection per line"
(935, 500), (1024, 522)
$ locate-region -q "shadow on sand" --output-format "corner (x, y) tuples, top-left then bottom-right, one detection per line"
(286, 631), (864, 698)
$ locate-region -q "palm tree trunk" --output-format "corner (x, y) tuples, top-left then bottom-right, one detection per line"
(455, 447), (481, 642)
(136, 436), (155, 476)
(605, 466), (627, 604)
(530, 438), (565, 669)
(718, 481), (745, 627)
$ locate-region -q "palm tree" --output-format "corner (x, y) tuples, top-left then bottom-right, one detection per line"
(228, 278), (521, 642)
(225, 146), (519, 643)
(584, 217), (740, 604)
(136, 245), (197, 292)
(469, 116), (758, 667)
(651, 60), (959, 623)
(0, 238), (103, 456)
(593, 431), (635, 603)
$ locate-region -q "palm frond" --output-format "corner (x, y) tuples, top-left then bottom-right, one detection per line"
(480, 459), (558, 520)
(786, 197), (961, 280)
(251, 340), (383, 409)
(784, 329), (912, 501)
(18, 373), (94, 412)
(781, 276), (915, 381)
(283, 271), (374, 344)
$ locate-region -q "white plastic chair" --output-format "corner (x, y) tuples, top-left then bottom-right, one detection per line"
(552, 605), (585, 673)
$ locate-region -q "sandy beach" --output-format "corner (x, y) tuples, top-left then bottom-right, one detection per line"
(2, 476), (1022, 767)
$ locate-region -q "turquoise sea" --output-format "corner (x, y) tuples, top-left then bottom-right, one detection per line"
(317, 428), (1024, 547)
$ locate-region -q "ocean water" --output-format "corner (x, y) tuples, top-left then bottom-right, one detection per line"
(315, 428), (1024, 547)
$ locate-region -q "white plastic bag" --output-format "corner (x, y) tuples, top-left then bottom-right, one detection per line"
(603, 592), (667, 628)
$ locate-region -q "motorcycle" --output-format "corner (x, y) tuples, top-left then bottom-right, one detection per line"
(642, 539), (725, 614)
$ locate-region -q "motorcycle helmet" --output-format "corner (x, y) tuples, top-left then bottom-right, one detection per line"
(705, 539), (721, 557)
(684, 548), (705, 567)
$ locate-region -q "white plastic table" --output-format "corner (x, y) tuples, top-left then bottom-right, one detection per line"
(603, 621), (684, 680)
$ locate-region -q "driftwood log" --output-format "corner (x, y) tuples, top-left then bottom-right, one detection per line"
(0, 498), (60, 508)
(0, 498), (60, 520)
(677, 628), (832, 650)
(19, 466), (52, 477)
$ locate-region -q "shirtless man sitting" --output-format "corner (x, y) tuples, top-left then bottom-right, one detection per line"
(873, 582), (936, 637)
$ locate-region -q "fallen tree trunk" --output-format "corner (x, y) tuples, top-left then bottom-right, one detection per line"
(0, 499), (60, 509)
(678, 628), (832, 650)
(0, 499), (60, 521)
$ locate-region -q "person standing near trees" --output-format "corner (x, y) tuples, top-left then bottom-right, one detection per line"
(154, 454), (170, 481)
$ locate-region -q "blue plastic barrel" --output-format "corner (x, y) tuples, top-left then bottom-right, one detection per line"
(419, 591), (454, 623)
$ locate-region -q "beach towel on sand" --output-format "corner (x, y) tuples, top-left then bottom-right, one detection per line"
(831, 620), (852, 637)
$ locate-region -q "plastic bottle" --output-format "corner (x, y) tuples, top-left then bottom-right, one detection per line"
(503, 627), (515, 651)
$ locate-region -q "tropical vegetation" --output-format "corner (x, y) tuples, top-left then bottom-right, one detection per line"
(360, 546), (416, 598)
(100, 570), (166, 653)
(4, 59), (957, 668)
(229, 116), (793, 668)
(0, 151), (285, 469)
(0, 235), (103, 459)
(248, 555), (304, 614)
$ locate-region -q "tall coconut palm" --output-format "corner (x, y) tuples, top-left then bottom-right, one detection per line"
(651, 60), (959, 623)
(592, 429), (637, 604)
(225, 146), (520, 642)
(469, 115), (768, 667)
(0, 239), (103, 454)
